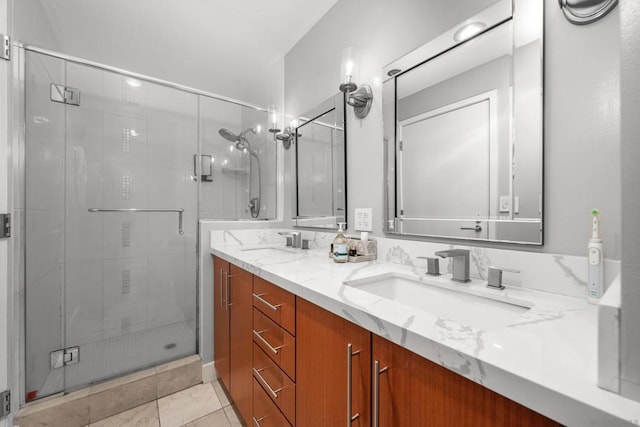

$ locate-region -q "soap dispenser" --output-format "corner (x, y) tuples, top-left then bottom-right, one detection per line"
(333, 222), (348, 263)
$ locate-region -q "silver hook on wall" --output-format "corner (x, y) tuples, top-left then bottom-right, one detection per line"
(558, 0), (618, 25)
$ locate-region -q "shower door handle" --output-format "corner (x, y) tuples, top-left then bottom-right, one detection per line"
(88, 208), (184, 235)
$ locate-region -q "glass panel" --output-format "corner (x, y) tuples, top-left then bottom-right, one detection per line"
(24, 51), (66, 401)
(63, 62), (198, 390)
(199, 96), (276, 220)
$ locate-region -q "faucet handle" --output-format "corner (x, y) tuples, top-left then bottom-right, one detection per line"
(487, 266), (520, 290)
(417, 256), (440, 276)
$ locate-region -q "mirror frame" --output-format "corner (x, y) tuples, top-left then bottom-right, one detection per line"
(292, 93), (347, 229)
(383, 0), (544, 245)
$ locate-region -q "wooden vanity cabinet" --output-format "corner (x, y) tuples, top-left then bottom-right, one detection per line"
(372, 335), (561, 426)
(213, 260), (561, 427)
(213, 257), (230, 390)
(213, 257), (253, 424)
(296, 298), (371, 427)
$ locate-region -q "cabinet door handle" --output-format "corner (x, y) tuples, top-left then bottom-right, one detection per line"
(253, 329), (284, 354)
(219, 269), (225, 308)
(253, 293), (282, 311)
(347, 343), (361, 426)
(226, 273), (235, 310)
(253, 367), (284, 399)
(252, 416), (265, 426)
(372, 360), (388, 427)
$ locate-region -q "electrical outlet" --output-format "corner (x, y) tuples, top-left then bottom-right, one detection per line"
(499, 196), (510, 213)
(354, 208), (373, 232)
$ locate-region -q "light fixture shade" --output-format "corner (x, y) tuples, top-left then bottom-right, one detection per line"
(268, 104), (280, 134)
(340, 47), (359, 89)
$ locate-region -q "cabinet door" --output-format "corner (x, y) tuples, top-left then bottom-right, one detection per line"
(296, 298), (371, 427)
(213, 256), (230, 390)
(373, 335), (560, 427)
(229, 263), (254, 425)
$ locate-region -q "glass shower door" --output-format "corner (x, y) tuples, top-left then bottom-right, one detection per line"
(62, 62), (198, 391)
(24, 50), (199, 399)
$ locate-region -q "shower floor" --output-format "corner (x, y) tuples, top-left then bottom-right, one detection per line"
(37, 320), (197, 397)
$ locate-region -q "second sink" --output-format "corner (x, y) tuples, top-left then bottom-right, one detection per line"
(344, 273), (532, 331)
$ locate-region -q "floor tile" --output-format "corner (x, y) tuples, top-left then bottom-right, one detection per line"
(90, 401), (159, 427)
(223, 405), (242, 426)
(182, 408), (230, 427)
(211, 380), (231, 408)
(157, 383), (221, 427)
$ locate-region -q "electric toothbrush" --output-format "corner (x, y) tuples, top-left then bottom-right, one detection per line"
(587, 209), (604, 304)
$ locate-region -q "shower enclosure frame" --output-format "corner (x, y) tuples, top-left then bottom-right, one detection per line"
(11, 42), (274, 405)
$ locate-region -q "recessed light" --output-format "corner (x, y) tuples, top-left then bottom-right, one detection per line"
(125, 77), (142, 88)
(453, 22), (487, 42)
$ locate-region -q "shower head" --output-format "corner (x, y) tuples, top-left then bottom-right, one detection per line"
(218, 127), (258, 156)
(218, 128), (239, 143)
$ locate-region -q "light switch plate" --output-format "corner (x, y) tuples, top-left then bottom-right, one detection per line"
(354, 208), (372, 231)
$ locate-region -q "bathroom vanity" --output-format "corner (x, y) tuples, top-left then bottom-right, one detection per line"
(213, 254), (557, 426)
(210, 234), (640, 426)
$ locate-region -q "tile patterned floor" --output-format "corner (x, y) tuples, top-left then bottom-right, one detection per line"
(83, 380), (242, 427)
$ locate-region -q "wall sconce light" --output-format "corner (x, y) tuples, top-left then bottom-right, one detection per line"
(268, 104), (281, 140)
(338, 47), (373, 119)
(276, 127), (295, 150)
(275, 120), (300, 150)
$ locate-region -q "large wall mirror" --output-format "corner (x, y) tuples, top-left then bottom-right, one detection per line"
(383, 0), (543, 244)
(292, 93), (347, 229)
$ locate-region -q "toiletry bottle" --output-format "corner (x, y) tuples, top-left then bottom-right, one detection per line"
(333, 222), (348, 263)
(587, 209), (604, 304)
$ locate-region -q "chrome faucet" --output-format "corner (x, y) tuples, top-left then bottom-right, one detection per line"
(434, 249), (470, 283)
(278, 231), (302, 248)
(487, 266), (520, 290)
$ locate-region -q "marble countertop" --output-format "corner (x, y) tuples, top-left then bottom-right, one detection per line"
(210, 243), (640, 426)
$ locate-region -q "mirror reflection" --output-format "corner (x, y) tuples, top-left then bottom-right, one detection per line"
(293, 94), (346, 229)
(384, 0), (543, 244)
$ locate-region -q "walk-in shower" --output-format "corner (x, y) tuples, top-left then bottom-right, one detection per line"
(218, 128), (262, 218)
(19, 46), (277, 402)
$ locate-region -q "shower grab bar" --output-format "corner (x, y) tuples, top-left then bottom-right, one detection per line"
(88, 208), (184, 235)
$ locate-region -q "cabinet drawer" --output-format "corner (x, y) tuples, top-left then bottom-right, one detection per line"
(253, 276), (296, 335)
(253, 308), (296, 381)
(253, 378), (292, 427)
(253, 343), (295, 425)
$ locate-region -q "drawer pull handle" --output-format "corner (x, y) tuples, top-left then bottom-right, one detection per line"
(253, 329), (283, 355)
(253, 416), (265, 426)
(347, 343), (361, 425)
(253, 367), (284, 399)
(253, 293), (282, 311)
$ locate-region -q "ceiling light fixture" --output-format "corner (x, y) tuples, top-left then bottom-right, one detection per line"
(453, 22), (487, 42)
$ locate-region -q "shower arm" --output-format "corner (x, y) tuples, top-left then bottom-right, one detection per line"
(88, 208), (184, 235)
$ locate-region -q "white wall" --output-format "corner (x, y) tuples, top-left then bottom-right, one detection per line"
(620, 0), (640, 401)
(284, 0), (621, 259)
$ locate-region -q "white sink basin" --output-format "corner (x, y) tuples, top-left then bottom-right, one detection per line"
(240, 246), (297, 254)
(344, 273), (531, 331)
